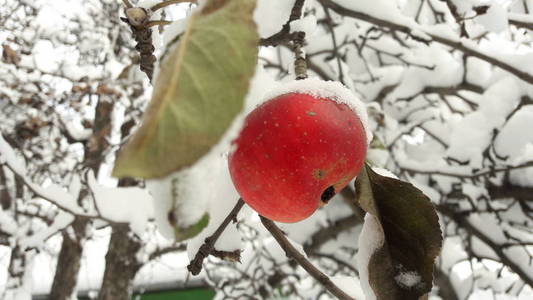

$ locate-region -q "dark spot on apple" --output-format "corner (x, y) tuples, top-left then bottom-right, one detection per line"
(321, 186), (335, 203)
(313, 169), (325, 179)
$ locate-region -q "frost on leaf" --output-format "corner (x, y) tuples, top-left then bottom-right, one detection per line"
(355, 163), (442, 300)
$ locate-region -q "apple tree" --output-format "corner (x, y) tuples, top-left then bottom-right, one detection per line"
(1, 0), (533, 300)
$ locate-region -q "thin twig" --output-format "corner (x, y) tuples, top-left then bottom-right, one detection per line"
(401, 160), (533, 180)
(187, 198), (245, 275)
(260, 216), (356, 300)
(509, 16), (533, 31)
(303, 214), (361, 255)
(149, 244), (187, 261)
(151, 0), (196, 12)
(435, 267), (460, 300)
(122, 0), (133, 8)
(442, 0), (468, 37)
(322, 5), (345, 84)
(146, 20), (172, 27)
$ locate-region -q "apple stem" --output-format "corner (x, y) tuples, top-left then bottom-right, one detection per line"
(187, 198), (246, 275)
(260, 216), (356, 300)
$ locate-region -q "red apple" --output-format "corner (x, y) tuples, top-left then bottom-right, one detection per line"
(229, 92), (367, 223)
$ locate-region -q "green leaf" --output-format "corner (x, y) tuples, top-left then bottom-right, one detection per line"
(355, 163), (442, 300)
(174, 213), (209, 242)
(113, 0), (258, 179)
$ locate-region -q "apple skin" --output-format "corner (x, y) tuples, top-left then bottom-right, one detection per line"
(228, 92), (367, 223)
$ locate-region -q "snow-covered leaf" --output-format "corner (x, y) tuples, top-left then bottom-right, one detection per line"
(355, 164), (442, 300)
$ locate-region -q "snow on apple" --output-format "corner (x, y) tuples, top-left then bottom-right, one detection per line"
(262, 78), (372, 143)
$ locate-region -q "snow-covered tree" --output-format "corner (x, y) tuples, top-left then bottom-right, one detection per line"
(1, 0), (533, 300)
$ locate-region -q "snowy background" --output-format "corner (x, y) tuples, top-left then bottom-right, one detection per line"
(1, 0), (533, 299)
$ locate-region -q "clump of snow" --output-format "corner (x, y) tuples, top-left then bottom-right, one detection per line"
(290, 15), (317, 37)
(446, 77), (523, 167)
(466, 57), (492, 87)
(334, 0), (418, 29)
(262, 77), (373, 144)
(392, 44), (462, 100)
(146, 167), (210, 240)
(146, 176), (178, 239)
(509, 143), (533, 187)
(254, 0), (296, 38)
(372, 167), (398, 179)
(441, 237), (469, 271)
(137, 0), (162, 10)
(357, 213), (385, 300)
(495, 106), (533, 158)
(33, 40), (60, 73)
(162, 18), (187, 48)
(330, 276), (365, 299)
(88, 172), (154, 236)
(394, 268), (422, 289)
(0, 209), (17, 237)
(0, 134), (25, 175)
(475, 3), (508, 33)
(63, 118), (92, 141)
(68, 174), (82, 200)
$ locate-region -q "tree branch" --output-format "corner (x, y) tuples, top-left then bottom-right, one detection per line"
(319, 0), (533, 85)
(304, 214), (361, 255)
(434, 267), (459, 300)
(438, 205), (533, 287)
(122, 0), (133, 8)
(259, 0), (306, 47)
(187, 198), (245, 275)
(400, 160), (533, 180)
(1, 161), (93, 217)
(146, 20), (172, 27)
(148, 244), (186, 261)
(509, 13), (533, 31)
(441, 0), (468, 37)
(488, 182), (533, 201)
(260, 216), (356, 300)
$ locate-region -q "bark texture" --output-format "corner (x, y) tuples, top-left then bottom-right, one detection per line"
(48, 218), (89, 300)
(97, 223), (142, 300)
(96, 137), (143, 300)
(49, 99), (114, 299)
